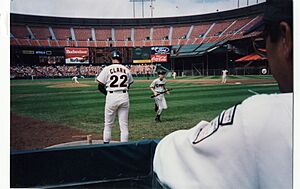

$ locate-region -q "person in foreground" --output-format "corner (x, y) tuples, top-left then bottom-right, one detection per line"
(153, 0), (293, 188)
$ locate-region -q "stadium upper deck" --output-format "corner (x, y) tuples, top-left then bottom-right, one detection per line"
(10, 3), (264, 48)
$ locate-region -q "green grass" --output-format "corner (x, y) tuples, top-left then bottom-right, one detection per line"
(10, 75), (279, 141)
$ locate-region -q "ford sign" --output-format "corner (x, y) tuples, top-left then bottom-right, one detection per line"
(151, 46), (171, 54)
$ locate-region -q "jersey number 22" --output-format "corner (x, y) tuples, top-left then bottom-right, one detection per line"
(110, 75), (128, 88)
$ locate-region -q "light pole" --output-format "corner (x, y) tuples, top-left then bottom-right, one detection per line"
(129, 0), (155, 18)
(150, 0), (154, 18)
(133, 0), (135, 18)
(142, 0), (144, 18)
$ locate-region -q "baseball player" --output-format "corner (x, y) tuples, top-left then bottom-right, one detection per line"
(72, 76), (79, 83)
(221, 69), (228, 83)
(153, 0), (293, 188)
(96, 50), (134, 143)
(172, 71), (177, 80)
(150, 71), (168, 122)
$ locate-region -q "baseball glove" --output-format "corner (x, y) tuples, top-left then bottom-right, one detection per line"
(98, 83), (107, 95)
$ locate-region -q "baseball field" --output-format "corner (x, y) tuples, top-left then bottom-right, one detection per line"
(11, 75), (279, 150)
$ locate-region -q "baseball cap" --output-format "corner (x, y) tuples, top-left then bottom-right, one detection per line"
(243, 0), (292, 35)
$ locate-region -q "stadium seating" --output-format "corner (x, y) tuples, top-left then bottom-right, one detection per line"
(30, 40), (40, 46)
(237, 15), (262, 35)
(172, 25), (191, 40)
(49, 40), (59, 47)
(189, 23), (211, 39)
(39, 39), (50, 46)
(30, 26), (51, 40)
(225, 17), (255, 36)
(10, 38), (19, 46)
(77, 41), (89, 47)
(52, 27), (72, 40)
(74, 27), (93, 41)
(18, 38), (31, 46)
(95, 28), (112, 41)
(152, 26), (169, 40)
(10, 14), (262, 48)
(57, 40), (68, 47)
(152, 40), (163, 46)
(134, 27), (151, 41)
(115, 27), (132, 41)
(11, 25), (29, 38)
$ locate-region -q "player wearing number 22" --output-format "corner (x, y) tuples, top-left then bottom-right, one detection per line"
(97, 50), (134, 143)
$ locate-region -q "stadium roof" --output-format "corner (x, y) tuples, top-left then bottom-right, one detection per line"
(11, 0), (266, 19)
(11, 3), (264, 26)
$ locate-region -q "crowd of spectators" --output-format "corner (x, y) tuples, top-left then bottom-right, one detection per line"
(10, 64), (156, 79)
(129, 64), (155, 76)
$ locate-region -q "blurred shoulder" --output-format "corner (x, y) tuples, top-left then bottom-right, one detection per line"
(241, 93), (292, 110)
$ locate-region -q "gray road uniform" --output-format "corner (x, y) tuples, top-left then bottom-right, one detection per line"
(154, 93), (292, 189)
(97, 64), (133, 142)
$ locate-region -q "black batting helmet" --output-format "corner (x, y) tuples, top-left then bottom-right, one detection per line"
(111, 50), (122, 62)
(157, 70), (166, 75)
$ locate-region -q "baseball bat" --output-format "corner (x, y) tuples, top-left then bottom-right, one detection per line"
(150, 88), (173, 98)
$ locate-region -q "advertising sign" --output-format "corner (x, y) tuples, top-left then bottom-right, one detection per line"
(151, 46), (171, 55)
(132, 47), (151, 64)
(65, 47), (89, 64)
(151, 54), (168, 63)
(133, 59), (152, 63)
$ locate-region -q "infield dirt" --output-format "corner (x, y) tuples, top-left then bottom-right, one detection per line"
(10, 113), (101, 150)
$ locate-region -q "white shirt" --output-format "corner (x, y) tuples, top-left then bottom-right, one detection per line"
(222, 70), (228, 76)
(150, 78), (167, 93)
(97, 64), (133, 92)
(154, 93), (292, 189)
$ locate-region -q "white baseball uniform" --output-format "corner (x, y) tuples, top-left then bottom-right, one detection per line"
(97, 64), (133, 143)
(72, 76), (79, 83)
(150, 78), (167, 115)
(172, 72), (177, 79)
(154, 93), (292, 189)
(222, 70), (228, 83)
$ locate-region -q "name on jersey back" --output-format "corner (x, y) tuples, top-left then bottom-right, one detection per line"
(110, 67), (127, 74)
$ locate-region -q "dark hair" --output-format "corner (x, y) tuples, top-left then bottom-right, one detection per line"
(266, 20), (293, 43)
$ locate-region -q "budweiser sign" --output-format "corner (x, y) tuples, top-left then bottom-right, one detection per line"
(65, 49), (88, 54)
(151, 54), (168, 62)
(65, 47), (89, 64)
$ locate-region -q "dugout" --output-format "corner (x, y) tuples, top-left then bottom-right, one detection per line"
(11, 139), (162, 188)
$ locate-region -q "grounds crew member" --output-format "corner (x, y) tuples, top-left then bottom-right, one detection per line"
(97, 50), (134, 143)
(150, 71), (169, 122)
(153, 0), (293, 188)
